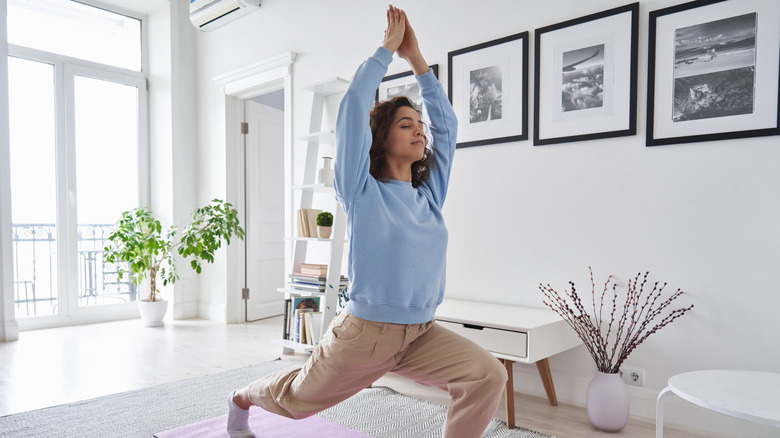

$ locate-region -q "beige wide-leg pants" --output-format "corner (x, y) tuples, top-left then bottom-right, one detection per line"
(246, 311), (508, 438)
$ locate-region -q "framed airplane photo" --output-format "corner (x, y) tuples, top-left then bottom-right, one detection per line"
(534, 3), (639, 146)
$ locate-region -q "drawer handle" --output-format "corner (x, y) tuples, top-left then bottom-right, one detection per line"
(463, 323), (484, 330)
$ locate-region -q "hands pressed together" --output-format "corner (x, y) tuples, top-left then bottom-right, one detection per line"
(382, 5), (429, 76)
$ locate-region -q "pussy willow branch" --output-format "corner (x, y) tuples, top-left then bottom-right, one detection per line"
(541, 285), (603, 367)
(540, 267), (694, 373)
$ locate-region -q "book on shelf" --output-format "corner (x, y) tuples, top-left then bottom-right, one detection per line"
(303, 312), (324, 345)
(284, 297), (321, 342)
(289, 273), (349, 286)
(307, 312), (324, 346)
(297, 208), (322, 238)
(293, 296), (321, 312)
(299, 263), (328, 276)
(303, 311), (314, 345)
(289, 283), (326, 293)
(288, 271), (348, 294)
(282, 298), (291, 340)
(292, 308), (313, 344)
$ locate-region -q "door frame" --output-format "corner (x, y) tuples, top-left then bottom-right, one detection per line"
(213, 52), (295, 324)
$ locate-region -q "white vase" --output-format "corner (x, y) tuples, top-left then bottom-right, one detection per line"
(317, 156), (334, 187)
(586, 371), (630, 432)
(137, 299), (168, 327)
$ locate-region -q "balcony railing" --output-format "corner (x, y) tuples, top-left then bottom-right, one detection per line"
(12, 223), (137, 317)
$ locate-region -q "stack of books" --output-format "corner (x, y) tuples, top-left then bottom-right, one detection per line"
(288, 264), (349, 293)
(300, 263), (328, 276)
(283, 297), (324, 345)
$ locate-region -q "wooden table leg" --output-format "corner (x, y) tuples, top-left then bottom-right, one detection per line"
(535, 358), (558, 406)
(501, 358), (515, 429)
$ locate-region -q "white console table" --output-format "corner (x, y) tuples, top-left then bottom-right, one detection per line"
(656, 370), (780, 438)
(435, 299), (582, 428)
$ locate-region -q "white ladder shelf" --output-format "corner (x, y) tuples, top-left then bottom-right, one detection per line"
(276, 77), (349, 354)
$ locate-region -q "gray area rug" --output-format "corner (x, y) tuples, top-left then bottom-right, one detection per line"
(0, 359), (556, 438)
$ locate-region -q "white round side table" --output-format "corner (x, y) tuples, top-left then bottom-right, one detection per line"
(655, 370), (780, 438)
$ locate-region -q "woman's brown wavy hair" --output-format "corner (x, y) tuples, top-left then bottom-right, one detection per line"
(369, 96), (433, 188)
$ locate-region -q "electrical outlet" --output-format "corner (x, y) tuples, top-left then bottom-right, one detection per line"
(620, 366), (645, 386)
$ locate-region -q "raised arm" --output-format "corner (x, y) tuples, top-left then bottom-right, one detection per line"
(333, 7), (404, 204)
(399, 13), (457, 207)
(396, 9), (429, 77)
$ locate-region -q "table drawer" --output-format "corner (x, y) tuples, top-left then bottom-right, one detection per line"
(437, 320), (528, 358)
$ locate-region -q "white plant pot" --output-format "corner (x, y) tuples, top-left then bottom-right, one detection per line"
(317, 226), (332, 239)
(137, 299), (168, 327)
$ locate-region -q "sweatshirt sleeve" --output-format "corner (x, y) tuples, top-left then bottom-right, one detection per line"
(417, 69), (458, 208)
(333, 47), (393, 206)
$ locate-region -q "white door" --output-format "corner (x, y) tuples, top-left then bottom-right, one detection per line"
(243, 98), (285, 320)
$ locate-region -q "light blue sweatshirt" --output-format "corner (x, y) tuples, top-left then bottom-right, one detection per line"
(334, 47), (457, 324)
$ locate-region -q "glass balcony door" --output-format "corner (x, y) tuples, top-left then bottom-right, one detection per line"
(72, 71), (142, 310)
(8, 65), (147, 326)
(8, 57), (59, 318)
(7, 0), (148, 327)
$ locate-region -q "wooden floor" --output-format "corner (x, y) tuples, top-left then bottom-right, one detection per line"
(0, 316), (706, 437)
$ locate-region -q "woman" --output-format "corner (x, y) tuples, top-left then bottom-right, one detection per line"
(227, 7), (507, 438)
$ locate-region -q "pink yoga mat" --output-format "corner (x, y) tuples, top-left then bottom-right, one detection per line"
(154, 410), (371, 438)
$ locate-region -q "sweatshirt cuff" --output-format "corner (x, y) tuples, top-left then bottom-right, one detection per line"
(415, 68), (439, 91)
(374, 46), (394, 66)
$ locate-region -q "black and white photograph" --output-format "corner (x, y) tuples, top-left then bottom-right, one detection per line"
(672, 13), (756, 122)
(647, 0), (779, 146)
(448, 32), (528, 148)
(469, 65), (503, 123)
(387, 82), (420, 104)
(534, 3), (638, 146)
(376, 65), (439, 112)
(561, 44), (605, 112)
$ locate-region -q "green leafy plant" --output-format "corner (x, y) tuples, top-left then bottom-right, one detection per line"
(316, 211), (333, 227)
(103, 199), (245, 302)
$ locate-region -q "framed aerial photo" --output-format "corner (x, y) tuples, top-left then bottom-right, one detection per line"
(448, 32), (528, 148)
(534, 3), (639, 146)
(375, 64), (439, 111)
(647, 0), (780, 146)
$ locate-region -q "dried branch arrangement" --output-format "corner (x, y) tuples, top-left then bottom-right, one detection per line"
(539, 267), (694, 373)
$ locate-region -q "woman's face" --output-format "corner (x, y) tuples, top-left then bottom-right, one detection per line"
(384, 106), (426, 163)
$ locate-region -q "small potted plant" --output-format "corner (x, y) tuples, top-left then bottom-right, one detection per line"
(316, 211), (333, 238)
(103, 199), (244, 326)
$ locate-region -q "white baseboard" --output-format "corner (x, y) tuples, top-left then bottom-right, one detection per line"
(2, 319), (18, 341)
(197, 300), (282, 324)
(198, 301), (227, 323)
(172, 301), (199, 320)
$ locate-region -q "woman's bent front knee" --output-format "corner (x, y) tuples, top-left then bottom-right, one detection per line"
(485, 357), (509, 391)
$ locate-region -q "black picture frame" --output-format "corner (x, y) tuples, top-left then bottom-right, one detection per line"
(534, 3), (639, 146)
(647, 0), (780, 146)
(375, 65), (439, 110)
(448, 32), (529, 148)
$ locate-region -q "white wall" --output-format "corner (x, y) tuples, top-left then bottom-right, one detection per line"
(147, 1), (200, 320)
(0, 0), (20, 342)
(169, 0), (200, 319)
(193, 0), (780, 435)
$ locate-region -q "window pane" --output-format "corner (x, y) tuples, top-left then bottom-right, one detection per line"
(8, 57), (59, 318)
(8, 0), (142, 71)
(74, 76), (139, 307)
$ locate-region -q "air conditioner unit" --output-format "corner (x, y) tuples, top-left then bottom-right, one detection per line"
(190, 0), (261, 31)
